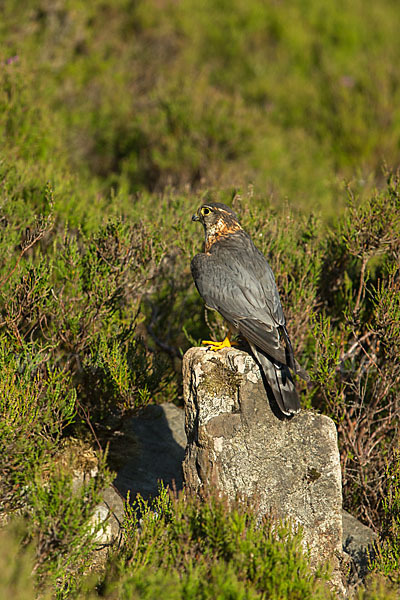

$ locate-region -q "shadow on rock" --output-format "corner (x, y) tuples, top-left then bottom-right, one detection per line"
(112, 403), (186, 500)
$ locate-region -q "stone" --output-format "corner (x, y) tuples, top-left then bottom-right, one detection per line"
(182, 346), (343, 584)
(72, 477), (124, 547)
(92, 485), (125, 545)
(90, 383), (372, 592)
(87, 402), (187, 548)
(90, 503), (114, 545)
(342, 510), (377, 584)
(113, 403), (186, 499)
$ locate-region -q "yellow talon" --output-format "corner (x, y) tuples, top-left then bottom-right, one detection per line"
(201, 334), (238, 351)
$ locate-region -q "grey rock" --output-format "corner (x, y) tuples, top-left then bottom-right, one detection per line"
(182, 346), (343, 589)
(113, 403), (185, 499)
(90, 503), (115, 545)
(88, 374), (374, 590)
(342, 510), (377, 582)
(73, 479), (124, 547)
(89, 403), (186, 547)
(94, 485), (125, 545)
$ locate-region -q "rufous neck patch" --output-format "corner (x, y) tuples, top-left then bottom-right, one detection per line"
(205, 216), (242, 251)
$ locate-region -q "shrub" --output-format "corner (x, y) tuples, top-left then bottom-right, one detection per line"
(310, 175), (400, 526)
(26, 456), (112, 596)
(98, 486), (333, 600)
(2, 0), (400, 213)
(0, 336), (75, 512)
(0, 520), (51, 600)
(369, 453), (400, 585)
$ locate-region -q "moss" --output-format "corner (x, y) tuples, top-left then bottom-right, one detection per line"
(201, 358), (242, 398)
(306, 467), (322, 483)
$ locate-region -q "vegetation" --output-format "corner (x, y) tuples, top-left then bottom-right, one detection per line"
(0, 0), (399, 597)
(369, 452), (400, 586)
(100, 487), (333, 600)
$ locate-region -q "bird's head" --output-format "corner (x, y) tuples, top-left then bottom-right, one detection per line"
(192, 202), (242, 251)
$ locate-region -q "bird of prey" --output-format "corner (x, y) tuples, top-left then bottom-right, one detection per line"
(191, 202), (309, 416)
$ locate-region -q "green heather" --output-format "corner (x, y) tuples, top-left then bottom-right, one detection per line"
(0, 0), (399, 597)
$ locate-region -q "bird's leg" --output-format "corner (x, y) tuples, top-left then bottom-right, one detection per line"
(202, 330), (238, 351)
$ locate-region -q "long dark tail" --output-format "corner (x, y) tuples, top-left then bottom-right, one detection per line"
(250, 344), (301, 416)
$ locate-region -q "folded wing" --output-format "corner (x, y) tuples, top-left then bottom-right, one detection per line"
(191, 241), (301, 375)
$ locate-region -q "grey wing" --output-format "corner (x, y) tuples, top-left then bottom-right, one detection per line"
(191, 252), (290, 367)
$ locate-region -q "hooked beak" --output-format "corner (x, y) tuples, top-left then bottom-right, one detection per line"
(191, 212), (200, 222)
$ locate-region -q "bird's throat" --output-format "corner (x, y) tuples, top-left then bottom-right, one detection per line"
(205, 218), (242, 252)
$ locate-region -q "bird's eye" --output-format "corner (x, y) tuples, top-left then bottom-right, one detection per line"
(201, 207), (211, 216)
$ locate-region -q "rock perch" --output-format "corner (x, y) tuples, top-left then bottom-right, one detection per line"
(183, 346), (343, 581)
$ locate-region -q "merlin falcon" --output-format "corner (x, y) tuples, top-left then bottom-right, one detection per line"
(191, 202), (309, 416)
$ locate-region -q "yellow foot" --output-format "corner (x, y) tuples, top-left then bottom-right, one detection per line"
(201, 335), (238, 351)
